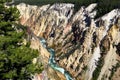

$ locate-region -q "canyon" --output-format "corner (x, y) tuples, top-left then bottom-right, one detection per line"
(17, 3), (120, 80)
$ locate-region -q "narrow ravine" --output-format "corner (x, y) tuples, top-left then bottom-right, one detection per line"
(39, 38), (73, 80)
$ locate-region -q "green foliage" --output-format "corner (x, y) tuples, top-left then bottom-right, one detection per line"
(0, 0), (11, 3)
(0, 1), (43, 79)
(14, 0), (120, 18)
(109, 60), (120, 80)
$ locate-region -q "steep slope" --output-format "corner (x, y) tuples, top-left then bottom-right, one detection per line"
(17, 3), (120, 80)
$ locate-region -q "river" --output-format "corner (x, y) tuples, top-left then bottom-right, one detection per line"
(39, 38), (73, 80)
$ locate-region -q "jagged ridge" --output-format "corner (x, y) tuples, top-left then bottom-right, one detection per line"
(17, 3), (120, 80)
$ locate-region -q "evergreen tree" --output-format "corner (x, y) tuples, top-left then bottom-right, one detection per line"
(0, 0), (43, 79)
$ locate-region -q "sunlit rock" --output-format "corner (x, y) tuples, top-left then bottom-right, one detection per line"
(17, 3), (120, 80)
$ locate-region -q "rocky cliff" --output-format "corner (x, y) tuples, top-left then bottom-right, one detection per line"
(17, 3), (120, 80)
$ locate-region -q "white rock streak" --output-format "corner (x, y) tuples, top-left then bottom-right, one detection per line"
(86, 3), (97, 13)
(98, 9), (120, 31)
(88, 46), (101, 80)
(17, 3), (120, 80)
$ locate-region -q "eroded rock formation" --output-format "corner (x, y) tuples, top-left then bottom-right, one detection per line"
(17, 3), (120, 80)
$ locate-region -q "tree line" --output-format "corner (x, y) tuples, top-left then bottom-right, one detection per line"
(14, 0), (120, 18)
(0, 0), (43, 79)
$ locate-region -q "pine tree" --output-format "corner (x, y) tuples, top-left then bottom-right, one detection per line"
(0, 0), (43, 79)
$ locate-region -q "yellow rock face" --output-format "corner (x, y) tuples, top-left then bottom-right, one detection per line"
(108, 25), (119, 41)
(17, 3), (120, 80)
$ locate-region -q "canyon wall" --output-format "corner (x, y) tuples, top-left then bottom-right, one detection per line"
(17, 3), (120, 80)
